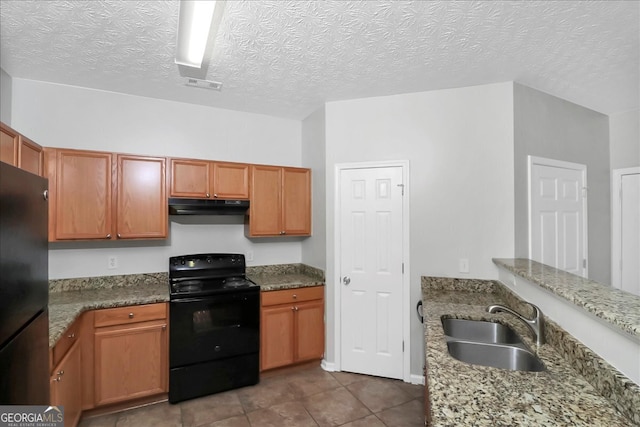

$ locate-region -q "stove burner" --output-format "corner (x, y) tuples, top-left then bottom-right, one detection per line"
(222, 277), (252, 289)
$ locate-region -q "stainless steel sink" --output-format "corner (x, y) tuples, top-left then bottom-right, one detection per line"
(446, 340), (545, 372)
(442, 318), (524, 345)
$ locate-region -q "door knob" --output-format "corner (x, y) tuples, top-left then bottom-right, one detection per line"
(343, 276), (351, 285)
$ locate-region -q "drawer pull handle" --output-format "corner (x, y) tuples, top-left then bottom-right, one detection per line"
(129, 313), (134, 319)
(68, 333), (75, 339)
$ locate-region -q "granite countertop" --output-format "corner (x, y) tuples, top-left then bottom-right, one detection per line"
(493, 258), (640, 339)
(48, 264), (325, 348)
(247, 263), (325, 291)
(48, 282), (168, 348)
(422, 278), (633, 426)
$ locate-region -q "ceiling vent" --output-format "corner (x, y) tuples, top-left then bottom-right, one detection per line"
(186, 78), (223, 91)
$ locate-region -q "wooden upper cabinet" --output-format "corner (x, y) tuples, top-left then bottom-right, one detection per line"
(52, 149), (113, 240)
(46, 149), (167, 241)
(18, 134), (44, 176)
(213, 161), (250, 199)
(116, 155), (167, 239)
(0, 122), (19, 166)
(248, 165), (282, 236)
(282, 167), (311, 235)
(169, 158), (249, 199)
(169, 158), (210, 198)
(247, 165), (311, 237)
(0, 122), (43, 175)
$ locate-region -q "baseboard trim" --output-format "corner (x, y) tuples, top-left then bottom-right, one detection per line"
(410, 374), (425, 385)
(321, 359), (337, 372)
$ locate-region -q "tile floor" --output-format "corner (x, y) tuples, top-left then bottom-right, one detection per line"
(78, 365), (425, 427)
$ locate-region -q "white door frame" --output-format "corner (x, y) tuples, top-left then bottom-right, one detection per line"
(611, 166), (640, 289)
(333, 160), (411, 383)
(527, 155), (588, 276)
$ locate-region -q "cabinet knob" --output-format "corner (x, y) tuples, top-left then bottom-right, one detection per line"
(117, 233), (122, 239)
(280, 231), (285, 235)
(206, 193), (210, 198)
(53, 376), (61, 382)
(213, 193), (218, 198)
(294, 306), (299, 311)
(57, 370), (64, 376)
(291, 306), (295, 311)
(292, 294), (297, 299)
(128, 312), (134, 319)
(68, 333), (75, 339)
(43, 190), (49, 201)
(106, 234), (111, 239)
(162, 324), (167, 330)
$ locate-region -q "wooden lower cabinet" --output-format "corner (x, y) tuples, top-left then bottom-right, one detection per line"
(50, 320), (83, 427)
(260, 286), (324, 371)
(93, 305), (168, 406)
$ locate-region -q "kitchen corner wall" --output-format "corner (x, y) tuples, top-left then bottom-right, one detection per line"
(301, 107), (327, 271)
(0, 68), (12, 124)
(513, 83), (611, 285)
(609, 109), (640, 170)
(323, 82), (516, 379)
(10, 78), (303, 279)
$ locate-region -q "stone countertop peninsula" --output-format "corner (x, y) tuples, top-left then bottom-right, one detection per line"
(493, 258), (640, 339)
(247, 263), (325, 291)
(48, 273), (168, 348)
(421, 277), (636, 426)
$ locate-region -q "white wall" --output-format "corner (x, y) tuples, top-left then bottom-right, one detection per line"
(0, 68), (11, 124)
(324, 82), (515, 378)
(610, 109), (640, 170)
(513, 83), (611, 285)
(301, 107), (326, 270)
(11, 79), (303, 279)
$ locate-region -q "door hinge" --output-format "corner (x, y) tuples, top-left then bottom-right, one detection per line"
(402, 263), (404, 274)
(397, 183), (405, 196)
(402, 341), (405, 352)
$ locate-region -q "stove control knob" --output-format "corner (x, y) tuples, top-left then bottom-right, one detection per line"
(215, 345), (221, 352)
(181, 259), (185, 265)
(206, 257), (212, 263)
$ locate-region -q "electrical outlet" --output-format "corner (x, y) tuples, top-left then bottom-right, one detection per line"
(459, 258), (469, 273)
(108, 256), (118, 270)
(246, 251), (254, 262)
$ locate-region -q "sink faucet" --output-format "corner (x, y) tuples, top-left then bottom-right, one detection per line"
(486, 303), (545, 346)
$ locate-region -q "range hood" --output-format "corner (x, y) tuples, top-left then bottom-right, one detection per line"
(168, 198), (249, 215)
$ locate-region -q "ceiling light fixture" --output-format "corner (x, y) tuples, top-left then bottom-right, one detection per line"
(175, 0), (226, 68)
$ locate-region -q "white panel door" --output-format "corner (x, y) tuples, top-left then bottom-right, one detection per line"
(619, 172), (640, 295)
(340, 166), (404, 379)
(530, 158), (587, 277)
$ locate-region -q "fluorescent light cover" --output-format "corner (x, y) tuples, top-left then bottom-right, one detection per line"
(175, 1), (217, 68)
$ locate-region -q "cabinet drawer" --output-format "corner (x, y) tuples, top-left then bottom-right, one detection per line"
(52, 320), (81, 368)
(94, 303), (166, 328)
(261, 286), (324, 307)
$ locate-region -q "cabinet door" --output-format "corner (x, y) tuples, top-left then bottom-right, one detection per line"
(212, 162), (250, 199)
(18, 135), (43, 176)
(54, 150), (113, 240)
(169, 158), (211, 198)
(249, 165), (282, 236)
(260, 305), (295, 371)
(0, 122), (19, 166)
(94, 320), (168, 406)
(282, 167), (311, 235)
(294, 299), (324, 362)
(50, 340), (82, 427)
(116, 155), (167, 239)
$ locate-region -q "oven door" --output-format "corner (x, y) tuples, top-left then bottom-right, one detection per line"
(170, 289), (259, 368)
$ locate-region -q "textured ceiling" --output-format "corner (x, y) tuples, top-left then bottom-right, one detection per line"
(1, 1), (638, 119)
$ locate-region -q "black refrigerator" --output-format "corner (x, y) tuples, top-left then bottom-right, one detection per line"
(0, 161), (49, 404)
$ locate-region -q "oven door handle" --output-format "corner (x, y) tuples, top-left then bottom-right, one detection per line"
(171, 275), (239, 283)
(170, 293), (258, 304)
